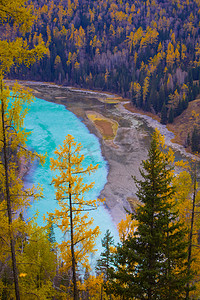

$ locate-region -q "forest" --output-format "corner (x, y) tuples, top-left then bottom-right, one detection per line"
(4, 0), (200, 123)
(1, 0), (200, 299)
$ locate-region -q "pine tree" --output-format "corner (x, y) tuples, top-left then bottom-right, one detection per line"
(107, 130), (190, 300)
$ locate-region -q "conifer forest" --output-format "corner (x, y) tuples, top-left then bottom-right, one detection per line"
(1, 0), (200, 299)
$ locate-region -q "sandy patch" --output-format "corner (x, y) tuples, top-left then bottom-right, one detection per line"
(86, 111), (118, 140)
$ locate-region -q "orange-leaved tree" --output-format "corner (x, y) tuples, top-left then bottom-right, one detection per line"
(49, 134), (104, 300)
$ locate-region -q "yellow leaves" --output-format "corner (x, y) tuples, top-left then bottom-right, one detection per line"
(0, 38), (47, 75)
(133, 27), (144, 47)
(140, 27), (159, 48)
(74, 61), (80, 69)
(105, 69), (109, 83)
(19, 273), (27, 278)
(67, 52), (72, 66)
(168, 89), (180, 109)
(166, 42), (175, 68)
(143, 76), (150, 103)
(117, 214), (137, 243)
(195, 42), (200, 65)
(78, 274), (104, 297)
(181, 43), (187, 60)
(133, 82), (141, 105)
(0, 0), (34, 33)
(0, 0), (47, 76)
(190, 110), (199, 126)
(173, 168), (200, 297)
(175, 47), (180, 63)
(49, 134), (103, 271)
(115, 11), (127, 22)
(89, 8), (95, 23)
(109, 24), (115, 36)
(54, 55), (61, 68)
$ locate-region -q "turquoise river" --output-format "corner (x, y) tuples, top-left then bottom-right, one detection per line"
(24, 96), (119, 254)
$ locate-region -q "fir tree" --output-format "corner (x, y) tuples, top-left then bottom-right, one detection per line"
(107, 130), (190, 300)
(191, 126), (199, 153)
(96, 230), (114, 282)
(168, 107), (174, 123)
(161, 102), (168, 124)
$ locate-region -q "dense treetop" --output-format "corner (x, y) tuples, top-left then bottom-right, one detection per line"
(2, 0), (200, 119)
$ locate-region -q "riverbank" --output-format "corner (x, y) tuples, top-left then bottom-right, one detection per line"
(4, 80), (199, 225)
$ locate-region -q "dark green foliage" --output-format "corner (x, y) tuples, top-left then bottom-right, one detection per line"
(168, 107), (174, 123)
(161, 102), (168, 124)
(96, 230), (114, 282)
(47, 216), (56, 247)
(186, 133), (191, 147)
(191, 126), (200, 153)
(107, 131), (190, 300)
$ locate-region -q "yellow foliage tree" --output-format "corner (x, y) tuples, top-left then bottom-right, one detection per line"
(0, 81), (44, 300)
(166, 42), (175, 68)
(0, 2), (47, 299)
(17, 222), (57, 300)
(143, 76), (150, 104)
(117, 214), (138, 244)
(173, 163), (200, 298)
(49, 134), (103, 300)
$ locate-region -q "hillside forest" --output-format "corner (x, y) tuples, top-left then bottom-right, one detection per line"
(4, 0), (200, 123)
(1, 0), (200, 299)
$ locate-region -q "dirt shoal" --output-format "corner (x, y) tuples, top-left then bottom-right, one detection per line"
(5, 80), (154, 226)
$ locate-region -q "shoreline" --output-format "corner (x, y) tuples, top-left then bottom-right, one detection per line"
(5, 80), (199, 225)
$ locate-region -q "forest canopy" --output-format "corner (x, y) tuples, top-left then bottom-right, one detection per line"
(2, 0), (200, 122)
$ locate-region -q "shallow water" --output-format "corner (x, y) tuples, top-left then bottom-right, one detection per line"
(24, 97), (119, 253)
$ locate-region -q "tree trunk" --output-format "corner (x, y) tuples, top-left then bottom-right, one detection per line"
(186, 163), (196, 300)
(1, 80), (20, 300)
(69, 185), (78, 300)
(68, 147), (78, 300)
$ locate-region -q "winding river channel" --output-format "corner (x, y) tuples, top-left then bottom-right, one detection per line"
(24, 96), (119, 251)
(21, 83), (199, 256)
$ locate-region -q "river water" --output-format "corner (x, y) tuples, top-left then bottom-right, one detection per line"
(24, 96), (119, 253)
(23, 93), (199, 257)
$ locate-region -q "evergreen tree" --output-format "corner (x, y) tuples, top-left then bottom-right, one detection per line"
(107, 130), (190, 300)
(168, 107), (174, 123)
(161, 102), (168, 124)
(96, 230), (114, 282)
(191, 126), (199, 153)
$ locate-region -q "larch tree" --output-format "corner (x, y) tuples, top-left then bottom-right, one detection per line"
(0, 81), (45, 300)
(0, 2), (47, 299)
(49, 134), (104, 300)
(0, 0), (47, 76)
(107, 129), (190, 300)
(17, 221), (57, 300)
(173, 161), (200, 299)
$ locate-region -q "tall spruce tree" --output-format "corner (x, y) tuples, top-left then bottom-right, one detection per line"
(107, 130), (190, 300)
(96, 230), (114, 282)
